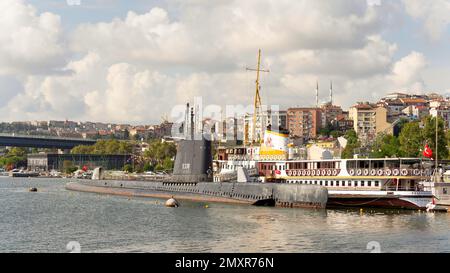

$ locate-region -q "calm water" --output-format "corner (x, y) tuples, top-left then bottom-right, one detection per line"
(1, 177), (450, 253)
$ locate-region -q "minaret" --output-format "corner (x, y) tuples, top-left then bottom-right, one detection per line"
(316, 81), (319, 108)
(329, 80), (333, 105)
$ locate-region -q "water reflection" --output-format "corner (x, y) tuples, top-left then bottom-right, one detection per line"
(1, 178), (450, 253)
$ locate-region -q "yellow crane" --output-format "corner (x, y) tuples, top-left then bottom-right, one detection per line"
(246, 49), (269, 144)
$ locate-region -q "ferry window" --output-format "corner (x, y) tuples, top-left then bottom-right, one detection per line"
(320, 181), (323, 186)
(361, 181), (365, 187)
(375, 181), (379, 187)
(325, 181), (328, 186)
(330, 181), (334, 186)
(336, 181), (340, 187)
(444, 188), (448, 195)
(368, 181), (372, 187)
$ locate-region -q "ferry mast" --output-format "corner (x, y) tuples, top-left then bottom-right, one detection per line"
(246, 49), (269, 145)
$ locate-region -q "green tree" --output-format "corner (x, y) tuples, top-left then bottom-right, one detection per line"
(123, 164), (133, 173)
(71, 140), (132, 155)
(422, 116), (449, 160)
(143, 162), (154, 172)
(370, 134), (401, 158)
(399, 121), (423, 157)
(341, 130), (360, 159)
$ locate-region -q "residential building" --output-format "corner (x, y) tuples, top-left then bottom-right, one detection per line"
(287, 108), (322, 140)
(320, 103), (343, 127)
(349, 103), (392, 140)
(430, 107), (450, 129)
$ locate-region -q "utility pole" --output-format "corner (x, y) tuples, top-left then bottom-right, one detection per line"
(436, 114), (439, 181)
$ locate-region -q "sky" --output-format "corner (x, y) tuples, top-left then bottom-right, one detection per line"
(1, 0), (450, 124)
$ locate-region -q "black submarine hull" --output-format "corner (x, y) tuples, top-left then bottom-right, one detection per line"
(66, 179), (328, 208)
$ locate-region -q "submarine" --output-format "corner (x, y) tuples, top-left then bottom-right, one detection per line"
(66, 104), (328, 209)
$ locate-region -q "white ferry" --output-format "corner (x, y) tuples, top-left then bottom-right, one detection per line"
(214, 130), (434, 209)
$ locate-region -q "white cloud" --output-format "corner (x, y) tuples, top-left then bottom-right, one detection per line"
(403, 0), (450, 40)
(0, 0), (437, 123)
(0, 0), (66, 75)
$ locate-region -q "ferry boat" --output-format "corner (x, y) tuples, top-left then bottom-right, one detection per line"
(214, 130), (434, 210)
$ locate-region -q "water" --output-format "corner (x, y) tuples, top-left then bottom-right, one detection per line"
(1, 177), (450, 253)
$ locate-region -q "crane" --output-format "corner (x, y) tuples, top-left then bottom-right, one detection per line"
(246, 49), (269, 144)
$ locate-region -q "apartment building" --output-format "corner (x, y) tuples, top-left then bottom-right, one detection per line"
(287, 108), (322, 140)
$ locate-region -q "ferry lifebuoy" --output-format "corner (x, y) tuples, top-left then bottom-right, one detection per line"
(370, 169), (376, 176)
(333, 169), (339, 176)
(377, 169), (384, 176)
(302, 169), (306, 176)
(385, 169), (392, 176)
(393, 169), (400, 176)
(363, 169), (369, 176)
(292, 170), (297, 176)
(349, 169), (355, 176)
(356, 169), (362, 176)
(321, 169), (326, 176)
(312, 170), (316, 176)
(401, 169), (408, 176)
(287, 170), (293, 176)
(327, 169), (332, 176)
(306, 170), (311, 176)
(413, 169), (420, 176)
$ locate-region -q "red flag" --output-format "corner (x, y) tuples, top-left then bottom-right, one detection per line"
(275, 170), (281, 175)
(82, 165), (88, 172)
(423, 144), (433, 159)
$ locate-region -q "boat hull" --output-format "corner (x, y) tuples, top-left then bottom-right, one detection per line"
(327, 195), (432, 209)
(66, 180), (328, 209)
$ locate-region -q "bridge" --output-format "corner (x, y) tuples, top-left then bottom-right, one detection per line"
(0, 134), (97, 149)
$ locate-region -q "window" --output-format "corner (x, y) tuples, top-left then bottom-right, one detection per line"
(361, 181), (365, 187)
(375, 181), (379, 187)
(368, 181), (372, 187)
(325, 181), (328, 186)
(336, 181), (340, 187)
(444, 188), (448, 195)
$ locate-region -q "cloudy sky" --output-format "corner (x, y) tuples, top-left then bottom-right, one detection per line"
(1, 0), (450, 124)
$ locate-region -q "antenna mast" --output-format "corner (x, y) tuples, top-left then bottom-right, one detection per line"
(246, 49), (269, 144)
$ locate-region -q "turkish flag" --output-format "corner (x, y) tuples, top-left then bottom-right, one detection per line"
(423, 144), (433, 159)
(275, 170), (281, 175)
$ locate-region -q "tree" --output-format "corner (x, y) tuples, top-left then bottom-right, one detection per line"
(143, 162), (154, 172)
(422, 116), (448, 160)
(399, 121), (423, 157)
(71, 140), (132, 155)
(123, 164), (133, 173)
(370, 134), (401, 158)
(341, 130), (360, 159)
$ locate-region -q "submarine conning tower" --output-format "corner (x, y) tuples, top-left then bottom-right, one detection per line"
(172, 102), (213, 183)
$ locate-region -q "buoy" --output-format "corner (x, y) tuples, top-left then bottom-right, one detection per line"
(165, 197), (179, 207)
(204, 205), (209, 209)
(29, 187), (38, 192)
